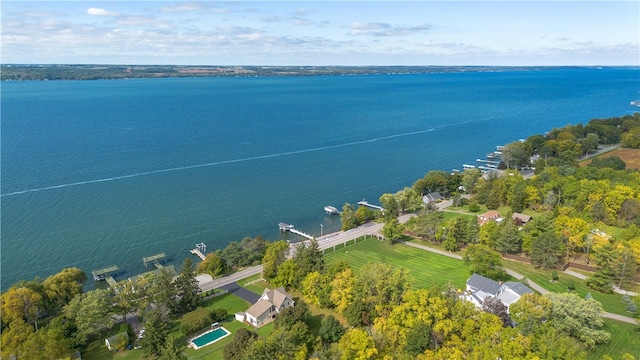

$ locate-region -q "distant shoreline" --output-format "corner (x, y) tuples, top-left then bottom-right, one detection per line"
(2, 64), (636, 81)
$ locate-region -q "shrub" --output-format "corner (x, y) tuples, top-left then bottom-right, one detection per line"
(567, 280), (575, 291)
(551, 270), (559, 281)
(211, 308), (228, 323)
(181, 308), (212, 334)
(627, 302), (637, 313)
(468, 201), (480, 212)
(621, 294), (631, 303)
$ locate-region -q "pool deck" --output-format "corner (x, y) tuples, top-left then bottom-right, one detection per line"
(188, 326), (231, 350)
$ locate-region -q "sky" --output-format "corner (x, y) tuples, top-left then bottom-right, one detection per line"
(1, 1), (639, 66)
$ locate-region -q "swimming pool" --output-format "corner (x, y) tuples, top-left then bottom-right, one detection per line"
(189, 327), (231, 350)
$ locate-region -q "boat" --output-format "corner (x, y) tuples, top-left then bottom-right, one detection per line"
(324, 206), (340, 215)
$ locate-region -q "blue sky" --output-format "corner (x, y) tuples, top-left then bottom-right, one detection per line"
(2, 1), (638, 66)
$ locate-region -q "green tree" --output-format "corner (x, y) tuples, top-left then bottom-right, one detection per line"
(262, 240), (290, 280)
(158, 334), (187, 360)
(174, 257), (201, 314)
(381, 217), (404, 243)
(63, 289), (115, 345)
(21, 318), (74, 360)
(271, 259), (299, 288)
(196, 252), (228, 278)
(589, 156), (626, 170)
(529, 231), (562, 268)
(42, 267), (86, 312)
(1, 287), (42, 327)
(340, 203), (357, 230)
(338, 328), (378, 360)
(239, 236), (269, 266)
(464, 244), (507, 280)
(223, 328), (258, 360)
(142, 309), (170, 357)
(147, 269), (178, 317)
(294, 238), (325, 277)
(501, 141), (532, 169)
(545, 292), (610, 350)
(319, 315), (345, 343)
(379, 193), (399, 220)
(407, 210), (443, 241)
(181, 307), (212, 334)
(0, 320), (34, 360)
(494, 219), (522, 254)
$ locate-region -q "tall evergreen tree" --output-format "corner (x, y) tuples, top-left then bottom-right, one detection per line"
(142, 309), (170, 357)
(174, 257), (201, 315)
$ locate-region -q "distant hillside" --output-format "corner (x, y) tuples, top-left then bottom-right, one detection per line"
(0, 64), (602, 81)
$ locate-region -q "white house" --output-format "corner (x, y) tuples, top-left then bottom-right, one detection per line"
(464, 273), (533, 311)
(240, 287), (295, 327)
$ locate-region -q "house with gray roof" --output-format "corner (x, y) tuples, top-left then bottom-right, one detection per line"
(240, 287), (294, 327)
(464, 273), (533, 311)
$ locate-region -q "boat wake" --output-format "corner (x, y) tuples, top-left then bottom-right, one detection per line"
(1, 128), (437, 197)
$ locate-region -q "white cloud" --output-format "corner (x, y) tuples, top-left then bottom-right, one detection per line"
(348, 22), (431, 37)
(86, 8), (120, 17)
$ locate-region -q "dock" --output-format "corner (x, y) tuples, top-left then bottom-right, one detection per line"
(190, 242), (207, 261)
(91, 265), (119, 281)
(324, 205), (340, 215)
(143, 253), (166, 268)
(357, 200), (384, 211)
(278, 223), (314, 240)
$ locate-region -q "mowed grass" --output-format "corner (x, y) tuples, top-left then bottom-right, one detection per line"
(503, 259), (635, 317)
(587, 319), (640, 360)
(324, 237), (472, 290)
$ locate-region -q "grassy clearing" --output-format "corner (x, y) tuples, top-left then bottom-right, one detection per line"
(503, 259), (636, 317)
(587, 319), (640, 360)
(324, 237), (472, 290)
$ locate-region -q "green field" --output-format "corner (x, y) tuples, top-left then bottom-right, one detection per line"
(503, 259), (637, 317)
(587, 319), (640, 360)
(324, 237), (472, 290)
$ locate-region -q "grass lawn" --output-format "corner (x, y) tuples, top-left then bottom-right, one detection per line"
(503, 259), (635, 317)
(324, 237), (472, 290)
(587, 319), (640, 360)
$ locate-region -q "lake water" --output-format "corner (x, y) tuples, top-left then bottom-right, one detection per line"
(2, 68), (638, 289)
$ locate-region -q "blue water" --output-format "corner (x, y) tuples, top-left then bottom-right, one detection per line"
(191, 327), (229, 347)
(2, 68), (638, 289)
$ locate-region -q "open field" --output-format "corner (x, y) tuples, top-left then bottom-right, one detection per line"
(587, 319), (640, 360)
(503, 259), (638, 317)
(324, 237), (473, 290)
(580, 147), (640, 169)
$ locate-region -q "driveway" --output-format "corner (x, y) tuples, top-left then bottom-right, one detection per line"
(219, 282), (261, 304)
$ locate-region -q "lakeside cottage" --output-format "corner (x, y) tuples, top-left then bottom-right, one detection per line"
(237, 287), (295, 327)
(463, 273), (533, 311)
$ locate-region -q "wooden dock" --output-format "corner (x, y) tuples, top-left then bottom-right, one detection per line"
(278, 223), (314, 240)
(357, 200), (384, 211)
(143, 253), (166, 267)
(190, 242), (207, 261)
(91, 265), (119, 281)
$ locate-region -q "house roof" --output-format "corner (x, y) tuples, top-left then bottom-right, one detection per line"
(479, 210), (500, 219)
(512, 213), (532, 223)
(467, 273), (501, 295)
(246, 287), (292, 319)
(245, 298), (273, 319)
(503, 281), (534, 296)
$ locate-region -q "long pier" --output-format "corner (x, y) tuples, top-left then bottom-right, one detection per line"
(357, 200), (384, 211)
(278, 223), (314, 240)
